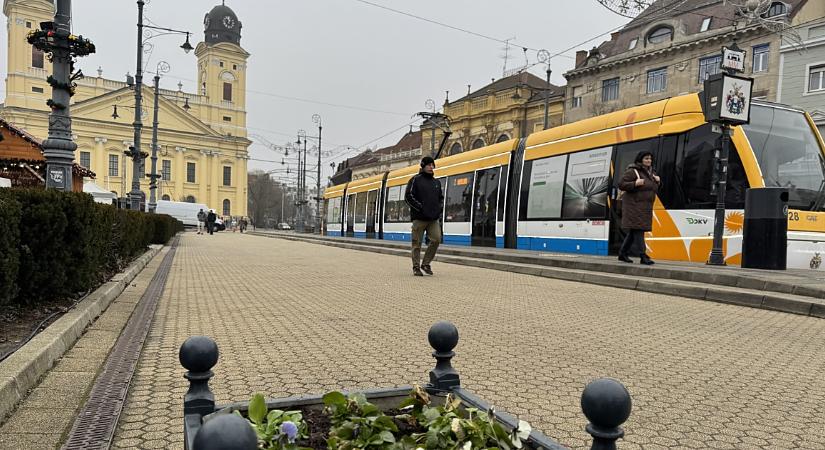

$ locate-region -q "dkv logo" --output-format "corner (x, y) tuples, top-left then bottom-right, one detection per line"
(686, 217), (709, 225)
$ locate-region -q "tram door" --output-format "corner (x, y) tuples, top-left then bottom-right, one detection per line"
(609, 141), (656, 254)
(346, 193), (356, 237)
(365, 189), (378, 238)
(471, 167), (500, 247)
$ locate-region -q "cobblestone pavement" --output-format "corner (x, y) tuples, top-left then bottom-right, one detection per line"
(112, 232), (825, 449)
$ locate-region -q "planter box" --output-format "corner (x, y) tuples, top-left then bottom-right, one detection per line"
(180, 322), (632, 450)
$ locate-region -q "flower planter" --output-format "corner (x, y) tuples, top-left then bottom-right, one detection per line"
(180, 321), (632, 450)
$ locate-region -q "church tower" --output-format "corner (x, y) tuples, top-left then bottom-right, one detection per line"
(195, 2), (249, 136)
(2, 0), (55, 110)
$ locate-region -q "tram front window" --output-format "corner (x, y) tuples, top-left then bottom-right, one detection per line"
(744, 104), (825, 211)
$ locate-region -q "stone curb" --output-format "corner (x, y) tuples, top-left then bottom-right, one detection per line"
(255, 233), (825, 319)
(0, 244), (163, 422)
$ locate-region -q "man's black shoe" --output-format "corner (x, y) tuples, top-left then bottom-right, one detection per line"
(618, 254), (633, 263)
(421, 265), (433, 275)
(413, 267), (424, 276)
(640, 256), (655, 265)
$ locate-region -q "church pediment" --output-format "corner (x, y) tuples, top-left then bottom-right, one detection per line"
(71, 87), (221, 137)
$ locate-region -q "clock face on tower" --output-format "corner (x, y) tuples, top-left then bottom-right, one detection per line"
(222, 16), (235, 28)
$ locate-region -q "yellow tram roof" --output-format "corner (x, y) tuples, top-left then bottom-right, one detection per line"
(524, 93), (705, 161)
(386, 138), (517, 187)
(323, 182), (347, 199)
(346, 173), (384, 194)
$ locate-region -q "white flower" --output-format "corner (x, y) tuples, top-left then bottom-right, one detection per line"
(510, 419), (532, 449)
(462, 442), (472, 450)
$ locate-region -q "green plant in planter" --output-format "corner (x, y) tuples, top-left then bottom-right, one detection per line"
(322, 387), (532, 450)
(398, 387), (532, 450)
(242, 393), (311, 449)
(323, 391), (400, 449)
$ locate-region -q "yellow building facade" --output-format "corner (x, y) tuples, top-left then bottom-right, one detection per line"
(421, 72), (565, 157)
(1, 0), (251, 216)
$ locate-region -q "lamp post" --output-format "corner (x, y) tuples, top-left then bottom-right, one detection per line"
(28, 0), (95, 191)
(296, 130), (307, 233)
(703, 41), (753, 265)
(537, 49), (552, 130)
(147, 61), (170, 213)
(129, 0), (192, 211)
(313, 114), (322, 234)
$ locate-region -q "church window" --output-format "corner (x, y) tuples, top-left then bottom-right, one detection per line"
(223, 116), (232, 122)
(25, 21), (31, 28)
(187, 162), (196, 183)
(162, 194), (170, 201)
(80, 152), (91, 169)
(223, 199), (231, 216)
(31, 86), (43, 93)
(233, 64), (237, 70)
(109, 155), (119, 177)
(223, 166), (232, 186)
(32, 47), (44, 69)
(219, 61), (224, 67)
(223, 82), (232, 102)
(162, 160), (171, 181)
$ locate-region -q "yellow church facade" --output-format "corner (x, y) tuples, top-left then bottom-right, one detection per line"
(1, 0), (251, 216)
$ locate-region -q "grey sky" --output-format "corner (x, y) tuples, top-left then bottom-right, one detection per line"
(1, 0), (629, 183)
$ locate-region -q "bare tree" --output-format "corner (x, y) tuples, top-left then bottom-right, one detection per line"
(248, 170), (292, 229)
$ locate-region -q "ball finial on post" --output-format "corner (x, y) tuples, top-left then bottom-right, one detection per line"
(193, 414), (257, 450)
(581, 378), (632, 450)
(180, 336), (219, 418)
(427, 321), (460, 392)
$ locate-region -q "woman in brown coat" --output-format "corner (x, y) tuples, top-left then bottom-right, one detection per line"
(618, 151), (660, 265)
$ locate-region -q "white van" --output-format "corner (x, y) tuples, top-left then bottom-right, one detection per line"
(155, 200), (209, 227)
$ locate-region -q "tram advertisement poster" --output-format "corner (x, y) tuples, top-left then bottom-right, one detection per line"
(563, 147), (611, 218)
(527, 156), (565, 219)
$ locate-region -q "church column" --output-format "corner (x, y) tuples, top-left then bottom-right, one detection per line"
(94, 137), (107, 190)
(199, 150), (209, 207)
(175, 146), (185, 201)
(211, 151), (222, 215)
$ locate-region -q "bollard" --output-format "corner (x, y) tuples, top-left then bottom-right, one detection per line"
(193, 414), (257, 450)
(427, 321), (460, 392)
(180, 336), (219, 430)
(581, 378), (632, 450)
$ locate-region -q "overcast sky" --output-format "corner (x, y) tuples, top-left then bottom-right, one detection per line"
(1, 0), (629, 184)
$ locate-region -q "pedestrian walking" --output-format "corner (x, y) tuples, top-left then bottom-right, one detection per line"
(239, 217), (247, 233)
(196, 208), (206, 235)
(617, 151), (660, 265)
(404, 156), (443, 277)
(206, 209), (217, 235)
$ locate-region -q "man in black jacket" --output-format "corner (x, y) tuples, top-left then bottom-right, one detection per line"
(405, 156), (443, 276)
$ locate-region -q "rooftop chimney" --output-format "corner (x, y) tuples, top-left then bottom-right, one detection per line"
(575, 50), (587, 67)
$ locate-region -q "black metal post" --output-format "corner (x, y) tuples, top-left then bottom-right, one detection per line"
(179, 336), (219, 450)
(41, 0), (78, 191)
(708, 124), (731, 265)
(316, 123), (322, 233)
(129, 0), (145, 211)
(543, 66), (552, 130)
(426, 321), (460, 392)
(301, 136), (307, 232)
(148, 74), (160, 213)
(581, 378), (632, 450)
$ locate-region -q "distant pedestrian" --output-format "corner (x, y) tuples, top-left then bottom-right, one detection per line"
(405, 156), (444, 277)
(196, 208), (206, 235)
(618, 151), (660, 265)
(206, 209), (217, 235)
(239, 217), (247, 233)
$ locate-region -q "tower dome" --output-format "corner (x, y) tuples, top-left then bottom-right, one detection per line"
(203, 2), (241, 46)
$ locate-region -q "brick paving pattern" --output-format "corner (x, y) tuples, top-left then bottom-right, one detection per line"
(113, 233), (825, 449)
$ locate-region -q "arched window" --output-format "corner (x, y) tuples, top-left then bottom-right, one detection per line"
(766, 2), (787, 17)
(449, 142), (463, 155)
(496, 134), (510, 143)
(223, 199), (231, 216)
(471, 138), (486, 150)
(185, 195), (196, 203)
(161, 194), (170, 201)
(647, 26), (673, 45)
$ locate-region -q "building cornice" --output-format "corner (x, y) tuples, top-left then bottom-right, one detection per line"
(565, 26), (766, 78)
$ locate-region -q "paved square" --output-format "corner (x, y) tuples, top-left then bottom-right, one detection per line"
(113, 233), (825, 449)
